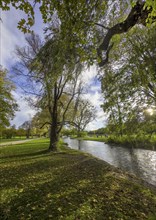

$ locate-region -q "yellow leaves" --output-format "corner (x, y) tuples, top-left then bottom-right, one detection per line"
(57, 207), (62, 212)
(78, 179), (91, 187)
(92, 198), (98, 203)
(31, 206), (36, 210)
(47, 193), (52, 198)
(19, 188), (24, 193)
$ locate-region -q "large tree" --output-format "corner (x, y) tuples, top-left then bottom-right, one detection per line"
(0, 66), (18, 129)
(14, 33), (84, 151)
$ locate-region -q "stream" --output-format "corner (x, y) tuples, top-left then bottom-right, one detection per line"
(63, 137), (156, 186)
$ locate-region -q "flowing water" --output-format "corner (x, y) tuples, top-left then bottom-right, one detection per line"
(63, 137), (156, 186)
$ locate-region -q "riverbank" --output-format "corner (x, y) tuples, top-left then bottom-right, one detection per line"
(77, 135), (156, 150)
(0, 139), (156, 219)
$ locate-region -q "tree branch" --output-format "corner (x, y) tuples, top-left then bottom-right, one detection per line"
(40, 122), (52, 129)
(94, 22), (109, 30)
(97, 1), (151, 67)
(57, 121), (80, 129)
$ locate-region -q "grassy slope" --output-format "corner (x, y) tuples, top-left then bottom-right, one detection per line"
(0, 139), (156, 220)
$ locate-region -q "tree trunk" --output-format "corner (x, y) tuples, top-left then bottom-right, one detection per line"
(26, 128), (30, 139)
(49, 87), (58, 152)
(49, 123), (58, 151)
(77, 127), (81, 137)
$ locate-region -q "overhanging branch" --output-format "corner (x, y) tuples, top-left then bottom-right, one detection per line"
(97, 1), (152, 67)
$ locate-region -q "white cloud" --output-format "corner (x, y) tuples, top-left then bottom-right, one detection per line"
(11, 92), (37, 128)
(0, 7), (44, 68)
(83, 86), (107, 130)
(81, 65), (97, 84)
(83, 91), (102, 106)
(1, 9), (25, 67)
(86, 107), (107, 131)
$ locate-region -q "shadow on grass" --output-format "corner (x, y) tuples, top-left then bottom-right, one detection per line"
(0, 149), (49, 160)
(1, 152), (156, 220)
(0, 141), (50, 163)
(0, 156), (110, 219)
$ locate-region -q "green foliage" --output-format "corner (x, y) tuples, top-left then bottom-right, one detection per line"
(101, 25), (156, 138)
(144, 0), (156, 25)
(0, 126), (28, 140)
(0, 139), (156, 219)
(2, 127), (16, 139)
(0, 0), (156, 67)
(77, 131), (88, 138)
(82, 133), (156, 150)
(0, 66), (18, 128)
(1, 0), (155, 30)
(0, 0), (132, 63)
(0, 0), (35, 33)
(16, 128), (26, 137)
(61, 128), (77, 137)
(20, 120), (32, 138)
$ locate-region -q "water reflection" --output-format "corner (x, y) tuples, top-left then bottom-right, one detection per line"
(64, 137), (156, 186)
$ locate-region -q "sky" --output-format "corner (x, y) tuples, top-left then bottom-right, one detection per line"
(0, 6), (107, 130)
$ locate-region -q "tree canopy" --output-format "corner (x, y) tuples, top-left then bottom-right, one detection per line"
(1, 0), (156, 66)
(101, 24), (156, 135)
(0, 66), (18, 128)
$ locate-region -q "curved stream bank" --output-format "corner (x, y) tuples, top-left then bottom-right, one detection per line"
(63, 137), (156, 186)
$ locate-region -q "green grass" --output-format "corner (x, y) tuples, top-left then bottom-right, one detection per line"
(0, 138), (156, 220)
(0, 137), (27, 143)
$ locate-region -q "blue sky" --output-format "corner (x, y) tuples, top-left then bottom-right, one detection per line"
(0, 7), (107, 130)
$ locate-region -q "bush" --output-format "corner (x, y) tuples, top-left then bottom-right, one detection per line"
(105, 133), (156, 150)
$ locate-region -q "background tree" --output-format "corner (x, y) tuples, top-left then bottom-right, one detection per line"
(0, 66), (18, 129)
(20, 120), (32, 139)
(31, 109), (50, 137)
(16, 128), (26, 138)
(73, 99), (96, 137)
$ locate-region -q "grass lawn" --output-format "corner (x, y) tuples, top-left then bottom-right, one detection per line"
(0, 139), (156, 220)
(0, 137), (27, 143)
